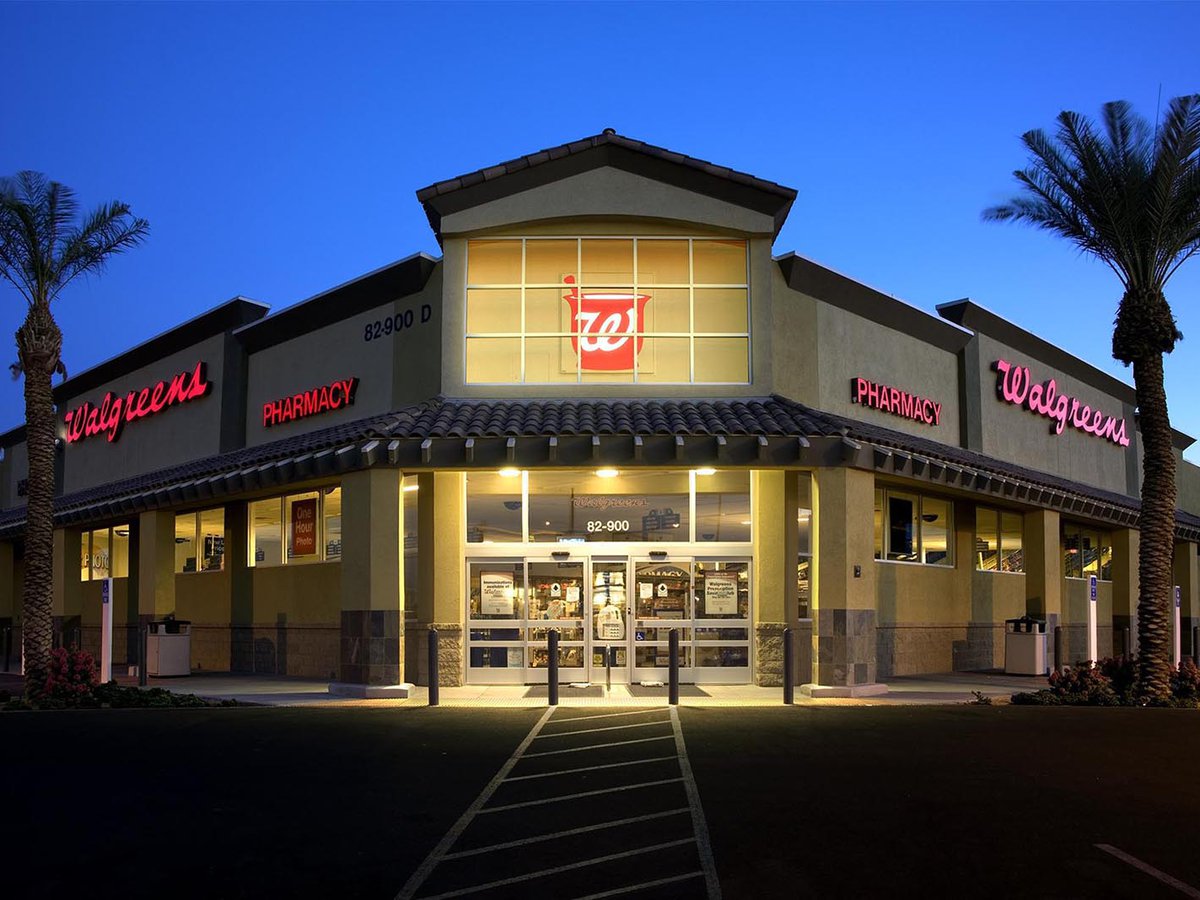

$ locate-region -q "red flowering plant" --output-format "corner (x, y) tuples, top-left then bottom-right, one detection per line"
(1170, 659), (1200, 704)
(41, 646), (100, 705)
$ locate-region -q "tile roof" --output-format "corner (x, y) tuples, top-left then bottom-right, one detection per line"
(2, 394), (1196, 538)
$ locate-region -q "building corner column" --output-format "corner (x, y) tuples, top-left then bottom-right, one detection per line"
(751, 470), (796, 686)
(52, 528), (83, 645)
(1023, 509), (1061, 668)
(332, 467), (409, 697)
(805, 467), (886, 697)
(417, 471), (464, 687)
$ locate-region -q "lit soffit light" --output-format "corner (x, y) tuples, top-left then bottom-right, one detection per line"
(740, 520), (752, 525)
(595, 468), (619, 478)
(402, 484), (419, 492)
(694, 467), (716, 476)
(498, 467), (521, 478)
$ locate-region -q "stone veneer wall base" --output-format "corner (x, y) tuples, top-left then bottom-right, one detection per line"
(754, 622), (786, 687)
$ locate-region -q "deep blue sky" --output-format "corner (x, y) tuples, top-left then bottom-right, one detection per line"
(3, 2), (1199, 454)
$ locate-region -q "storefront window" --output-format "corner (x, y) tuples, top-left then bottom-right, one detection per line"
(403, 476), (419, 611)
(175, 508), (226, 573)
(249, 487), (341, 567)
(465, 237), (750, 385)
(79, 524), (131, 580)
(694, 470), (751, 543)
(528, 469), (691, 543)
(797, 476), (813, 619)
(876, 487), (954, 567)
(976, 507), (1024, 574)
(1062, 523), (1112, 581)
(467, 471), (524, 543)
(175, 513), (198, 572)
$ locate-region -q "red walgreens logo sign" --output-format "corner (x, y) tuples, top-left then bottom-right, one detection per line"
(562, 276), (651, 371)
(63, 361), (212, 445)
(263, 378), (358, 428)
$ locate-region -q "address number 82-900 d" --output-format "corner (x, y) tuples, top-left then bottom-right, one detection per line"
(362, 303), (433, 342)
(587, 520), (631, 533)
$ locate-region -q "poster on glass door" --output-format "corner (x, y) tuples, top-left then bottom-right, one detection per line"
(480, 571), (516, 616)
(704, 571), (739, 615)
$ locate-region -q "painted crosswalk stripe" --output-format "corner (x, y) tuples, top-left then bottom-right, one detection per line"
(572, 871), (707, 900)
(480, 777), (684, 813)
(535, 719), (672, 739)
(1095, 844), (1200, 898)
(416, 838), (697, 900)
(672, 707), (722, 899)
(552, 709), (668, 724)
(522, 734), (675, 758)
(441, 808), (690, 860)
(504, 755), (678, 782)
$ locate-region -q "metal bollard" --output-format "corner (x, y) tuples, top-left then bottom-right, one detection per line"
(138, 624), (149, 687)
(1053, 625), (1063, 673)
(1193, 625), (1199, 664)
(547, 630), (559, 706)
(1121, 627), (1131, 660)
(428, 628), (439, 707)
(72, 626), (81, 650)
(783, 627), (794, 705)
(3, 626), (10, 673)
(605, 644), (612, 691)
(668, 629), (679, 706)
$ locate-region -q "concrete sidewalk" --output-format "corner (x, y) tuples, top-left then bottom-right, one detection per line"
(124, 670), (1044, 708)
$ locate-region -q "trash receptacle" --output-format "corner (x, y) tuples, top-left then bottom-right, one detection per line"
(1004, 616), (1046, 676)
(147, 618), (192, 677)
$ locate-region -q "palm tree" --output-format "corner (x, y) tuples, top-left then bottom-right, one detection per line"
(0, 172), (148, 697)
(984, 96), (1200, 703)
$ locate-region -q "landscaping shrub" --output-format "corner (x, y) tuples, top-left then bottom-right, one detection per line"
(1011, 657), (1200, 707)
(1170, 659), (1200, 704)
(1047, 663), (1120, 706)
(43, 647), (99, 703)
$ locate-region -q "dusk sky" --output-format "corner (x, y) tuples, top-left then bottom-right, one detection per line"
(3, 2), (1198, 454)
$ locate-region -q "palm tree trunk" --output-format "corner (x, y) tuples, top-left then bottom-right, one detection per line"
(16, 301), (62, 698)
(1132, 351), (1177, 702)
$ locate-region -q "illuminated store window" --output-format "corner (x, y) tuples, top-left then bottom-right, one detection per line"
(874, 487), (954, 567)
(80, 524), (130, 580)
(1063, 523), (1112, 581)
(976, 508), (1024, 573)
(403, 476), (419, 611)
(465, 237), (750, 385)
(797, 476), (813, 618)
(174, 509), (225, 573)
(467, 468), (752, 545)
(248, 486), (341, 567)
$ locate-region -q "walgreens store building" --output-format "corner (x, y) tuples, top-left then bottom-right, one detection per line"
(2, 131), (1199, 696)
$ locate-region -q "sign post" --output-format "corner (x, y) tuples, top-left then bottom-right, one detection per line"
(1174, 585), (1182, 668)
(1088, 575), (1098, 665)
(100, 577), (114, 683)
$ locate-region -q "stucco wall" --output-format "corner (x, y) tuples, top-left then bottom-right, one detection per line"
(60, 334), (228, 494)
(0, 441), (27, 511)
(244, 272), (443, 446)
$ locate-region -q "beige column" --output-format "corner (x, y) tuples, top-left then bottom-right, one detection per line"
(807, 467), (883, 695)
(52, 528), (83, 643)
(0, 541), (15, 665)
(137, 511), (176, 621)
(1173, 541), (1198, 661)
(1111, 528), (1139, 658)
(1022, 509), (1061, 667)
(335, 467), (405, 691)
(751, 470), (797, 686)
(417, 471), (464, 686)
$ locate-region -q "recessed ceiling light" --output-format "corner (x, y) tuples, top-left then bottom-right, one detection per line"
(694, 467), (716, 476)
(595, 468), (619, 478)
(498, 467), (521, 478)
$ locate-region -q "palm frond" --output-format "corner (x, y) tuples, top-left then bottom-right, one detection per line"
(53, 200), (150, 295)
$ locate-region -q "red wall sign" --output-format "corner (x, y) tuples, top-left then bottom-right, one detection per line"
(852, 377), (942, 426)
(263, 378), (358, 428)
(993, 359), (1130, 446)
(562, 276), (650, 371)
(291, 498), (318, 556)
(63, 361), (212, 445)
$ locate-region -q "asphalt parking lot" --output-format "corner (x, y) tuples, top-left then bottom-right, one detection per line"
(2, 705), (1199, 899)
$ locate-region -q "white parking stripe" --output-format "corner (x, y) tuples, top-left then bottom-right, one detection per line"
(572, 871), (706, 899)
(480, 777), (684, 813)
(671, 707), (722, 900)
(552, 709), (668, 724)
(394, 708), (554, 900)
(416, 838), (697, 900)
(523, 735), (675, 758)
(505, 755), (678, 782)
(441, 808), (690, 860)
(536, 719), (671, 739)
(1095, 844), (1200, 898)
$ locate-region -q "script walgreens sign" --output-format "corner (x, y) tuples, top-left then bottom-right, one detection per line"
(993, 359), (1130, 447)
(62, 362), (212, 445)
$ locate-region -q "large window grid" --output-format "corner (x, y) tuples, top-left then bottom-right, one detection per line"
(249, 486), (342, 567)
(175, 508), (226, 574)
(464, 237), (750, 385)
(1063, 523), (1113, 581)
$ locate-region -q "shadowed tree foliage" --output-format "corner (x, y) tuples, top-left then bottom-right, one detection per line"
(0, 172), (148, 697)
(985, 96), (1200, 702)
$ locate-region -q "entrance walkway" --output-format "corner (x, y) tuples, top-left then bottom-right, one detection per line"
(395, 707), (720, 900)
(104, 670), (1045, 707)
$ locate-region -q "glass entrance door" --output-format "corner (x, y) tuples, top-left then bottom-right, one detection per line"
(632, 559), (694, 682)
(589, 560), (630, 684)
(528, 560), (587, 684)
